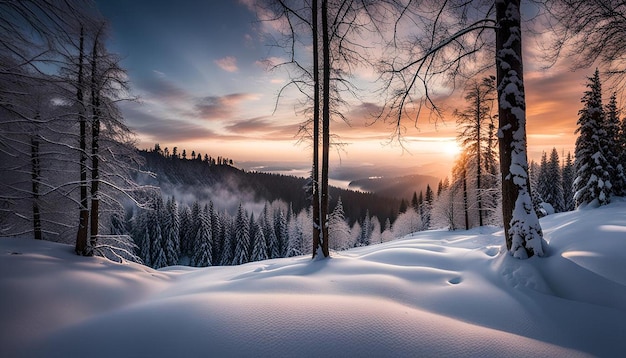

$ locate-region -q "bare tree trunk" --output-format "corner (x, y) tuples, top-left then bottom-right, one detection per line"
(311, 0), (322, 259)
(476, 98), (483, 227)
(31, 131), (42, 240)
(495, 0), (543, 258)
(75, 26), (89, 255)
(462, 166), (469, 230)
(319, 0), (330, 258)
(88, 31), (100, 254)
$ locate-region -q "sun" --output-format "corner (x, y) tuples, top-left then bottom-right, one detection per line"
(442, 140), (461, 157)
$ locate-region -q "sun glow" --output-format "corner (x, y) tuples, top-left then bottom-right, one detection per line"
(442, 141), (461, 157)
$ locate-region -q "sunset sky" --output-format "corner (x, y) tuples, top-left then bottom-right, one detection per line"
(95, 0), (594, 181)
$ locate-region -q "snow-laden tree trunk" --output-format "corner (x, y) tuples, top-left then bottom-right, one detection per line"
(310, 0), (323, 260)
(75, 26), (89, 255)
(30, 131), (42, 240)
(89, 30), (101, 255)
(495, 0), (544, 258)
(318, 0), (330, 258)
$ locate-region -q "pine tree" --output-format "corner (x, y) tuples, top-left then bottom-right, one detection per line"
(398, 199), (408, 214)
(233, 204), (250, 265)
(548, 148), (565, 212)
(163, 197), (180, 266)
(562, 152), (575, 211)
(219, 212), (234, 266)
(619, 117), (626, 195)
(606, 93), (625, 196)
(420, 185), (434, 229)
(274, 209), (289, 257)
(410, 192), (419, 212)
(250, 220), (268, 262)
(358, 210), (371, 247)
(210, 202), (222, 264)
(574, 69), (612, 207)
(178, 206), (192, 259)
(262, 204), (280, 259)
(191, 205), (212, 267)
(329, 197), (351, 250)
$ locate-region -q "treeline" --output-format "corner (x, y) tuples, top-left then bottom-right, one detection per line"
(121, 195), (417, 269)
(138, 147), (402, 226)
(150, 143), (233, 166)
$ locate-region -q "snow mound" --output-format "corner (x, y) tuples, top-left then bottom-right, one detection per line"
(2, 201), (626, 357)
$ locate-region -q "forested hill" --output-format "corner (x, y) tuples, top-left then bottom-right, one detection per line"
(137, 150), (401, 225)
(349, 174), (441, 200)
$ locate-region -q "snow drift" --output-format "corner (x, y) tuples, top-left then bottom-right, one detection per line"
(2, 200), (626, 357)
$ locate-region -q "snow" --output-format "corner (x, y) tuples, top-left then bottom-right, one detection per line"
(3, 201), (626, 357)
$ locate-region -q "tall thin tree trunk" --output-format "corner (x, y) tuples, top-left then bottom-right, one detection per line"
(476, 98), (483, 227)
(31, 131), (42, 240)
(311, 0), (322, 258)
(89, 31), (101, 253)
(75, 26), (89, 255)
(462, 166), (469, 230)
(319, 0), (330, 258)
(495, 0), (543, 257)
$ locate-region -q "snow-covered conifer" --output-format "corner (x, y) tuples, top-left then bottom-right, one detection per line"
(329, 197), (351, 250)
(191, 205), (212, 267)
(606, 93), (625, 196)
(574, 69), (612, 207)
(233, 204), (250, 265)
(250, 220), (268, 262)
(562, 152), (575, 211)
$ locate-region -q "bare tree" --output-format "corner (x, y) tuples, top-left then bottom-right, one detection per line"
(455, 76), (497, 227)
(0, 1), (155, 257)
(381, 0), (544, 258)
(544, 0), (626, 89)
(259, 0), (385, 258)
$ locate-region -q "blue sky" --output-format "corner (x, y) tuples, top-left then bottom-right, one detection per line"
(94, 0), (585, 181)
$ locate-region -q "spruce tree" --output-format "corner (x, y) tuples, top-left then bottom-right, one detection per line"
(250, 220), (268, 262)
(163, 197), (180, 266)
(606, 93), (625, 196)
(219, 212), (234, 266)
(178, 206), (192, 258)
(574, 69), (612, 207)
(329, 197), (351, 250)
(562, 152), (575, 211)
(191, 205), (212, 267)
(619, 117), (626, 195)
(274, 209), (289, 257)
(359, 210), (371, 247)
(233, 204), (250, 265)
(547, 148), (565, 212)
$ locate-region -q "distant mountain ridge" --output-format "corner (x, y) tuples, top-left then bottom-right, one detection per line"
(349, 174), (441, 200)
(137, 149), (401, 224)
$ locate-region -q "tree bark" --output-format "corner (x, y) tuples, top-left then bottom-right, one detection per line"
(88, 31), (101, 254)
(311, 0), (322, 259)
(319, 0), (330, 258)
(75, 26), (89, 255)
(31, 132), (42, 240)
(476, 90), (483, 227)
(495, 0), (543, 258)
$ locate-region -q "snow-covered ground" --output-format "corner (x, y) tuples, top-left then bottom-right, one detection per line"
(2, 201), (626, 357)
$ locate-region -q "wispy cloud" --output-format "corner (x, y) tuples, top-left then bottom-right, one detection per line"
(223, 116), (300, 139)
(135, 70), (190, 102)
(120, 103), (216, 142)
(194, 93), (260, 120)
(214, 56), (239, 72)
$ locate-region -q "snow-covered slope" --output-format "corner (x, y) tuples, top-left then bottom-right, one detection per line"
(2, 201), (626, 357)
